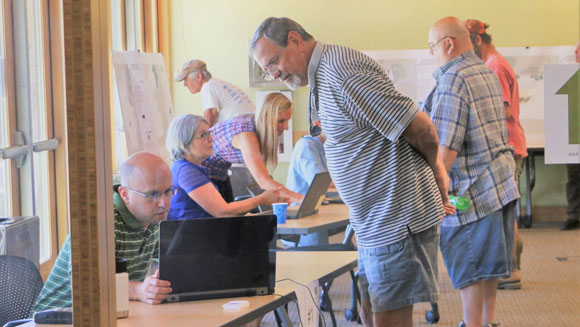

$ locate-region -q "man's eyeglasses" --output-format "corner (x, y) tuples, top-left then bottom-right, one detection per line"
(428, 36), (456, 51)
(194, 131), (212, 140)
(260, 46), (286, 81)
(124, 186), (176, 201)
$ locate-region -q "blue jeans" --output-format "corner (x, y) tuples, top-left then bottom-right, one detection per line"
(440, 201), (516, 289)
(358, 224), (439, 312)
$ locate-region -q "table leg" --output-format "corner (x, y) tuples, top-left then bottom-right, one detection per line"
(275, 306), (293, 327)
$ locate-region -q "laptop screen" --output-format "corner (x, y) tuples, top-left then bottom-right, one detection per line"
(297, 172), (331, 213)
(159, 215), (277, 297)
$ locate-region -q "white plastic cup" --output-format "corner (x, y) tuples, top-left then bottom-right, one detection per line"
(272, 203), (288, 224)
(116, 258), (129, 319)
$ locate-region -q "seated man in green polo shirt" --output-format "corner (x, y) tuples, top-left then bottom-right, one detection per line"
(33, 152), (174, 312)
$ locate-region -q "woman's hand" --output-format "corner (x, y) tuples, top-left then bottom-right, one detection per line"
(259, 188), (288, 205)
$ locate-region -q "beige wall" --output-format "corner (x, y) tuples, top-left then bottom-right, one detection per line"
(169, 0), (579, 211)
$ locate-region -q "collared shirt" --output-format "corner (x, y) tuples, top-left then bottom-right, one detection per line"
(32, 186), (159, 313)
(422, 50), (519, 226)
(308, 41), (444, 248)
(286, 135), (328, 195)
(486, 53), (527, 158)
(203, 113), (256, 181)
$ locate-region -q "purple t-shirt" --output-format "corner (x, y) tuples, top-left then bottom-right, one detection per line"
(168, 159), (215, 220)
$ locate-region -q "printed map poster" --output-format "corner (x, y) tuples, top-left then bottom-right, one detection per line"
(364, 46), (577, 149)
(499, 46), (576, 148)
(544, 64), (580, 164)
(256, 90), (293, 163)
(363, 49), (438, 107)
(112, 51), (173, 160)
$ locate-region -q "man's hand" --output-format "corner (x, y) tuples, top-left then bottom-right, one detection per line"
(130, 269), (172, 305)
(436, 170), (456, 216)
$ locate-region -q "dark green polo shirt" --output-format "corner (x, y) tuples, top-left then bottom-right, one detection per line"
(32, 187), (159, 313)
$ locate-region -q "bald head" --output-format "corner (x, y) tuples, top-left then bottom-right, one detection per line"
(120, 152), (169, 187)
(429, 16), (474, 66)
(118, 152), (173, 228)
(432, 17), (470, 40)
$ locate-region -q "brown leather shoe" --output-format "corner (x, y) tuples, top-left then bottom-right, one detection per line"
(498, 270), (521, 290)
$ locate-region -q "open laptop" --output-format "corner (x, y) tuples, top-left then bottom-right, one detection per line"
(158, 215), (277, 302)
(263, 172), (331, 219)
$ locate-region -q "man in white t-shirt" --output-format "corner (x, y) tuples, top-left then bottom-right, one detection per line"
(175, 59), (255, 126)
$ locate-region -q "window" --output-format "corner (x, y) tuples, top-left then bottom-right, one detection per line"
(0, 0), (63, 277)
(0, 3), (10, 218)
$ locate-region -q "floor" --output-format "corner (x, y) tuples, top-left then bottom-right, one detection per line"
(261, 223), (580, 326)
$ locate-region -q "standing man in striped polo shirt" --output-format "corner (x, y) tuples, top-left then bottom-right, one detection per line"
(33, 152), (173, 313)
(251, 17), (454, 327)
(423, 17), (519, 327)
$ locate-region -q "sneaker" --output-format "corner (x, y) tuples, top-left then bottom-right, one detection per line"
(498, 270), (521, 290)
(560, 219), (580, 230)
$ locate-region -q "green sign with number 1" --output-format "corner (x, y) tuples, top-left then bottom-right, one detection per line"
(556, 68), (580, 144)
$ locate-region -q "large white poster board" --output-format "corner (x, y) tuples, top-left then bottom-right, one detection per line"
(256, 90), (293, 163)
(544, 64), (580, 164)
(364, 46), (577, 149)
(112, 51), (173, 159)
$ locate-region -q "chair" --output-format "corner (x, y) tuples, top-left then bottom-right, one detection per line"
(0, 255), (44, 327)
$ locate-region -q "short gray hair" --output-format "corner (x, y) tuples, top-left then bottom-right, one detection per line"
(188, 70), (212, 81)
(165, 114), (208, 162)
(249, 17), (313, 51)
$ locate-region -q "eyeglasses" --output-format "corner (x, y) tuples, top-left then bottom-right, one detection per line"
(428, 36), (456, 51)
(124, 186), (176, 201)
(260, 46), (286, 81)
(194, 131), (212, 140)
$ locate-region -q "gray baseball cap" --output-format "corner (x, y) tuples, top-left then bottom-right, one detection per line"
(174, 59), (207, 81)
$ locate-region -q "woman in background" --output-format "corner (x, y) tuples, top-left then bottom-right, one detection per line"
(165, 114), (284, 220)
(203, 92), (303, 204)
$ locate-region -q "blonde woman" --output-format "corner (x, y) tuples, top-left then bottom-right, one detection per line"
(165, 114), (284, 220)
(203, 92), (303, 204)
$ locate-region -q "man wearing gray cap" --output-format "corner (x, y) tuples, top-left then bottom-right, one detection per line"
(175, 59), (255, 126)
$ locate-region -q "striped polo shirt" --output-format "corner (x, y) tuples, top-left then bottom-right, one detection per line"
(32, 186), (159, 313)
(308, 42), (444, 248)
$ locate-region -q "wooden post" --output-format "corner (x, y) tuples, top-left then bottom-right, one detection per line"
(62, 0), (116, 325)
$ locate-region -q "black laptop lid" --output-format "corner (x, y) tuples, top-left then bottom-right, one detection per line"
(159, 215), (277, 300)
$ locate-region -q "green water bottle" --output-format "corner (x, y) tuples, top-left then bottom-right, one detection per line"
(449, 195), (470, 211)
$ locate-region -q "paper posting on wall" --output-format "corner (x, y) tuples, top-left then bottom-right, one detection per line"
(544, 64), (580, 164)
(256, 90), (293, 163)
(364, 46), (577, 149)
(112, 51), (173, 160)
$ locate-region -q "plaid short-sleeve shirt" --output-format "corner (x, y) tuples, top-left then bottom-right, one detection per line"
(422, 51), (519, 226)
(202, 113), (256, 181)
